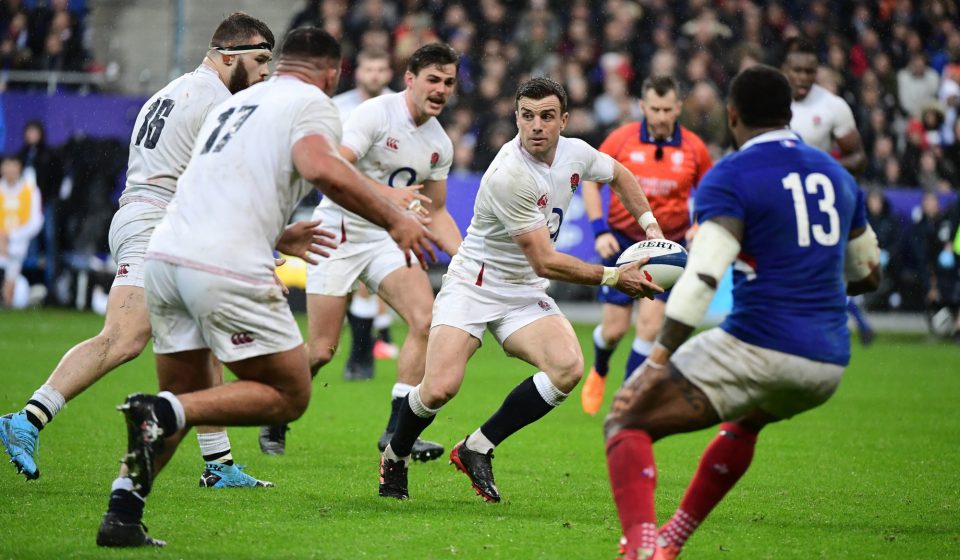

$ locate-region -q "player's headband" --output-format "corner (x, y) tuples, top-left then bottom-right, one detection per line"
(212, 42), (273, 55)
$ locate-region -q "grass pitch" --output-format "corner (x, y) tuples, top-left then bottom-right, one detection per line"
(0, 309), (958, 559)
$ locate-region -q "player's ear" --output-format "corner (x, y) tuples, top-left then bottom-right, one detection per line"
(727, 103), (738, 130)
(404, 70), (415, 88)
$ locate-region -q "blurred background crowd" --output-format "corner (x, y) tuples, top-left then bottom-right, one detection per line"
(1, 0), (959, 336)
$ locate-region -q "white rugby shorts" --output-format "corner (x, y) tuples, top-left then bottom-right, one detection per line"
(305, 235), (408, 297)
(672, 327), (844, 420)
(431, 273), (562, 346)
(144, 258), (302, 363)
(108, 200), (167, 288)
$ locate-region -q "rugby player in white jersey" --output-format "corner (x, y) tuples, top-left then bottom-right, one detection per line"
(783, 37), (875, 345)
(96, 27), (436, 547)
(261, 43), (461, 461)
(0, 13), (294, 488)
(332, 47), (399, 383)
(379, 77), (665, 502)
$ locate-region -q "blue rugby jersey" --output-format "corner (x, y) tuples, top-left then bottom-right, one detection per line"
(694, 130), (866, 365)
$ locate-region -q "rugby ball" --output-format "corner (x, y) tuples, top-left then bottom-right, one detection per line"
(616, 239), (688, 291)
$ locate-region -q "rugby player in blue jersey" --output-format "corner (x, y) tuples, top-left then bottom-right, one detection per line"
(603, 65), (881, 560)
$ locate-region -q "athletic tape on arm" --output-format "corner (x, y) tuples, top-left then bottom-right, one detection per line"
(665, 220), (741, 326)
(845, 224), (879, 282)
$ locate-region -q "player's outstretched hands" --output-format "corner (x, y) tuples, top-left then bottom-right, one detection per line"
(616, 258), (664, 300)
(388, 211), (438, 270)
(595, 232), (621, 259)
(276, 219), (338, 265)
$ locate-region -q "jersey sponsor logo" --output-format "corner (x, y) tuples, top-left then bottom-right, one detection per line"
(386, 137), (400, 151)
(231, 332), (255, 346)
(570, 172), (580, 193)
(538, 300), (552, 311)
(430, 152), (440, 169)
(537, 194), (548, 208)
(116, 263), (130, 277)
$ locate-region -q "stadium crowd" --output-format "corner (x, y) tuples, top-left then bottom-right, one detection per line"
(0, 0), (91, 75)
(0, 0), (958, 326)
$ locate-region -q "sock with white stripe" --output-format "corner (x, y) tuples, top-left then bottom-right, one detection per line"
(198, 431), (234, 465)
(24, 384), (66, 430)
(624, 337), (654, 382)
(385, 383), (415, 433)
(106, 477), (146, 523)
(478, 372), (567, 448)
(388, 386), (439, 458)
(592, 325), (618, 378)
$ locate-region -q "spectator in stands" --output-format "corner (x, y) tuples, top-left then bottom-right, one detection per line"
(898, 52), (941, 117)
(680, 81), (728, 153)
(865, 189), (903, 310)
(0, 155), (43, 307)
(17, 120), (62, 294)
(1, 11), (32, 70)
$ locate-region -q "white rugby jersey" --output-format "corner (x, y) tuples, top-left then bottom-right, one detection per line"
(148, 75), (342, 280)
(120, 64), (230, 206)
(332, 87), (394, 122)
(449, 135), (615, 288)
(790, 84), (857, 152)
(317, 91), (453, 243)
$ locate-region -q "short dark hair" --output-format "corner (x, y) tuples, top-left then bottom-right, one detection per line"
(279, 27), (341, 62)
(406, 43), (460, 75)
(729, 64), (793, 128)
(783, 37), (818, 62)
(210, 12), (275, 50)
(641, 75), (680, 98)
(515, 77), (568, 113)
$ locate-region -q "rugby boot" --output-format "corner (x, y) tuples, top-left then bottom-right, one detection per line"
(449, 438), (500, 502)
(259, 423), (289, 455)
(117, 393), (165, 495)
(200, 462), (274, 488)
(96, 512), (165, 548)
(377, 431), (444, 462)
(378, 454), (409, 500)
(581, 368), (607, 415)
(0, 411), (40, 479)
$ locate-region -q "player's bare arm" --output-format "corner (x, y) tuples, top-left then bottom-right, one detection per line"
(420, 178), (462, 255)
(293, 134), (437, 268)
(338, 144), (433, 211)
(845, 225), (882, 296)
(646, 215), (744, 366)
(514, 225), (661, 299)
(582, 179), (620, 259)
(609, 160), (664, 240)
(834, 129), (867, 176)
(276, 219), (338, 265)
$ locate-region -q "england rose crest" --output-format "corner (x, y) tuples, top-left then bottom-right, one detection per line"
(430, 152), (440, 168)
(570, 173), (580, 193)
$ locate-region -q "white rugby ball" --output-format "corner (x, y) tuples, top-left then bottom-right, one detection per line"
(616, 239), (688, 291)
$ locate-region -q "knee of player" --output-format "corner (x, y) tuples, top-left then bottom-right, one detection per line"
(420, 379), (459, 408)
(546, 350), (584, 389)
(406, 306), (433, 339)
(604, 322), (629, 344)
(280, 381), (312, 421)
